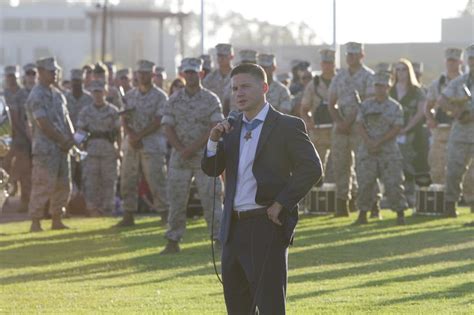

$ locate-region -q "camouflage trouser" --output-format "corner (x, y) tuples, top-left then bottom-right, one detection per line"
(445, 141), (474, 203)
(165, 166), (223, 242)
(10, 148), (32, 205)
(310, 125), (334, 183)
(83, 155), (118, 213)
(29, 153), (71, 219)
(429, 127), (474, 201)
(121, 148), (168, 213)
(356, 155), (407, 212)
(331, 128), (361, 200)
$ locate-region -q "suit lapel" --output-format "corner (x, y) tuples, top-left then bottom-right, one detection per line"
(255, 105), (278, 159)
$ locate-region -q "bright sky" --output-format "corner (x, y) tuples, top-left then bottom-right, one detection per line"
(181, 0), (470, 44)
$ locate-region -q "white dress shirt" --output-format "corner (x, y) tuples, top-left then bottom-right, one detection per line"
(207, 103), (270, 211)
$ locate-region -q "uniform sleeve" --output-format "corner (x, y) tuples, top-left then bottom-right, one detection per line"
(364, 74), (375, 98)
(280, 85), (293, 112)
(426, 80), (438, 102)
(393, 105), (404, 126)
(328, 74), (339, 98)
(76, 107), (88, 130)
(355, 102), (365, 123)
(301, 82), (318, 112)
(209, 94), (225, 123)
(29, 92), (47, 119)
(112, 108), (121, 129)
(156, 92), (168, 117)
(160, 99), (176, 126)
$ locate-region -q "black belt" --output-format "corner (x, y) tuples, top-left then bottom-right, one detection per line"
(232, 207), (268, 221)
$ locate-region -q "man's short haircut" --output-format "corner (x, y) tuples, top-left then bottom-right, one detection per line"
(230, 63), (267, 83)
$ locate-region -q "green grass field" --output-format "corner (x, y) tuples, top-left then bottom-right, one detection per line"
(0, 209), (473, 314)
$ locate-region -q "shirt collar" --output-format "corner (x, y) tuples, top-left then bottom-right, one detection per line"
(243, 102), (270, 124)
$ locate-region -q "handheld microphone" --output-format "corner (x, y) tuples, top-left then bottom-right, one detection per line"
(226, 110), (239, 127)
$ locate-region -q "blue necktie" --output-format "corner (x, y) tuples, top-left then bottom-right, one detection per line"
(243, 119), (263, 141)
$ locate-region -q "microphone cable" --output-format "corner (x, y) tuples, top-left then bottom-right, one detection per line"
(211, 141), (223, 284)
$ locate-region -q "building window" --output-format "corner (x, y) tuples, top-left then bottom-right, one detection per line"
(68, 18), (86, 31)
(25, 18), (44, 32)
(3, 18), (21, 31)
(46, 19), (65, 31)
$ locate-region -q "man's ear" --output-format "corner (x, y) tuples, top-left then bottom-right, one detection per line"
(262, 81), (269, 94)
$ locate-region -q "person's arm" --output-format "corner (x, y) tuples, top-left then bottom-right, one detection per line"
(273, 118), (322, 213)
(35, 117), (73, 152)
(300, 84), (316, 128)
(424, 99), (438, 129)
(377, 125), (402, 146)
(164, 125), (185, 152)
(136, 116), (162, 140)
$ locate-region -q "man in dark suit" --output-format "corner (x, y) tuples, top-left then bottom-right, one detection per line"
(202, 63), (322, 314)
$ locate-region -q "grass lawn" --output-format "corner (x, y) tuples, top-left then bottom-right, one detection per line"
(0, 208), (473, 314)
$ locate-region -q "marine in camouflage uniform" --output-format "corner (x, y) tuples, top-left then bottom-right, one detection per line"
(438, 44), (474, 215)
(301, 49), (336, 184)
(160, 57), (224, 254)
(12, 64), (37, 212)
(89, 62), (124, 110)
(425, 48), (474, 195)
(116, 60), (169, 227)
(203, 43), (234, 115)
(328, 42), (377, 216)
(3, 65), (32, 212)
(25, 57), (74, 232)
(257, 54), (293, 114)
(65, 69), (93, 194)
(77, 80), (120, 215)
(354, 72), (408, 225)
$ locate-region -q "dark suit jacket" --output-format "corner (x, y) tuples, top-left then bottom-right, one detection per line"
(201, 105), (322, 246)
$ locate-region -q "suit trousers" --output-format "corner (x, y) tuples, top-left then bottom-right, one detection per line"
(222, 215), (288, 315)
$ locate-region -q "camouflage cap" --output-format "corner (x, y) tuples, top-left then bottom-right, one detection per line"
(216, 43), (233, 56)
(374, 62), (392, 73)
(373, 72), (391, 86)
(345, 42), (364, 54)
(200, 54), (212, 70)
(36, 57), (60, 71)
(412, 62), (423, 74)
(465, 44), (474, 58)
(239, 49), (258, 64)
(136, 59), (155, 72)
(154, 66), (166, 74)
(291, 60), (311, 70)
(181, 57), (203, 72)
(23, 63), (37, 73)
(445, 48), (463, 60)
(116, 68), (131, 78)
(257, 53), (276, 67)
(4, 65), (19, 76)
(319, 48), (336, 62)
(89, 80), (105, 92)
(70, 69), (84, 80)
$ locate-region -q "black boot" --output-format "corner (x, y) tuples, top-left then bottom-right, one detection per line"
(370, 201), (382, 219)
(444, 201), (458, 218)
(29, 219), (43, 232)
(51, 215), (70, 230)
(160, 210), (169, 225)
(353, 211), (368, 225)
(160, 240), (180, 255)
(115, 211), (135, 227)
(396, 211), (405, 225)
(334, 199), (350, 217)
